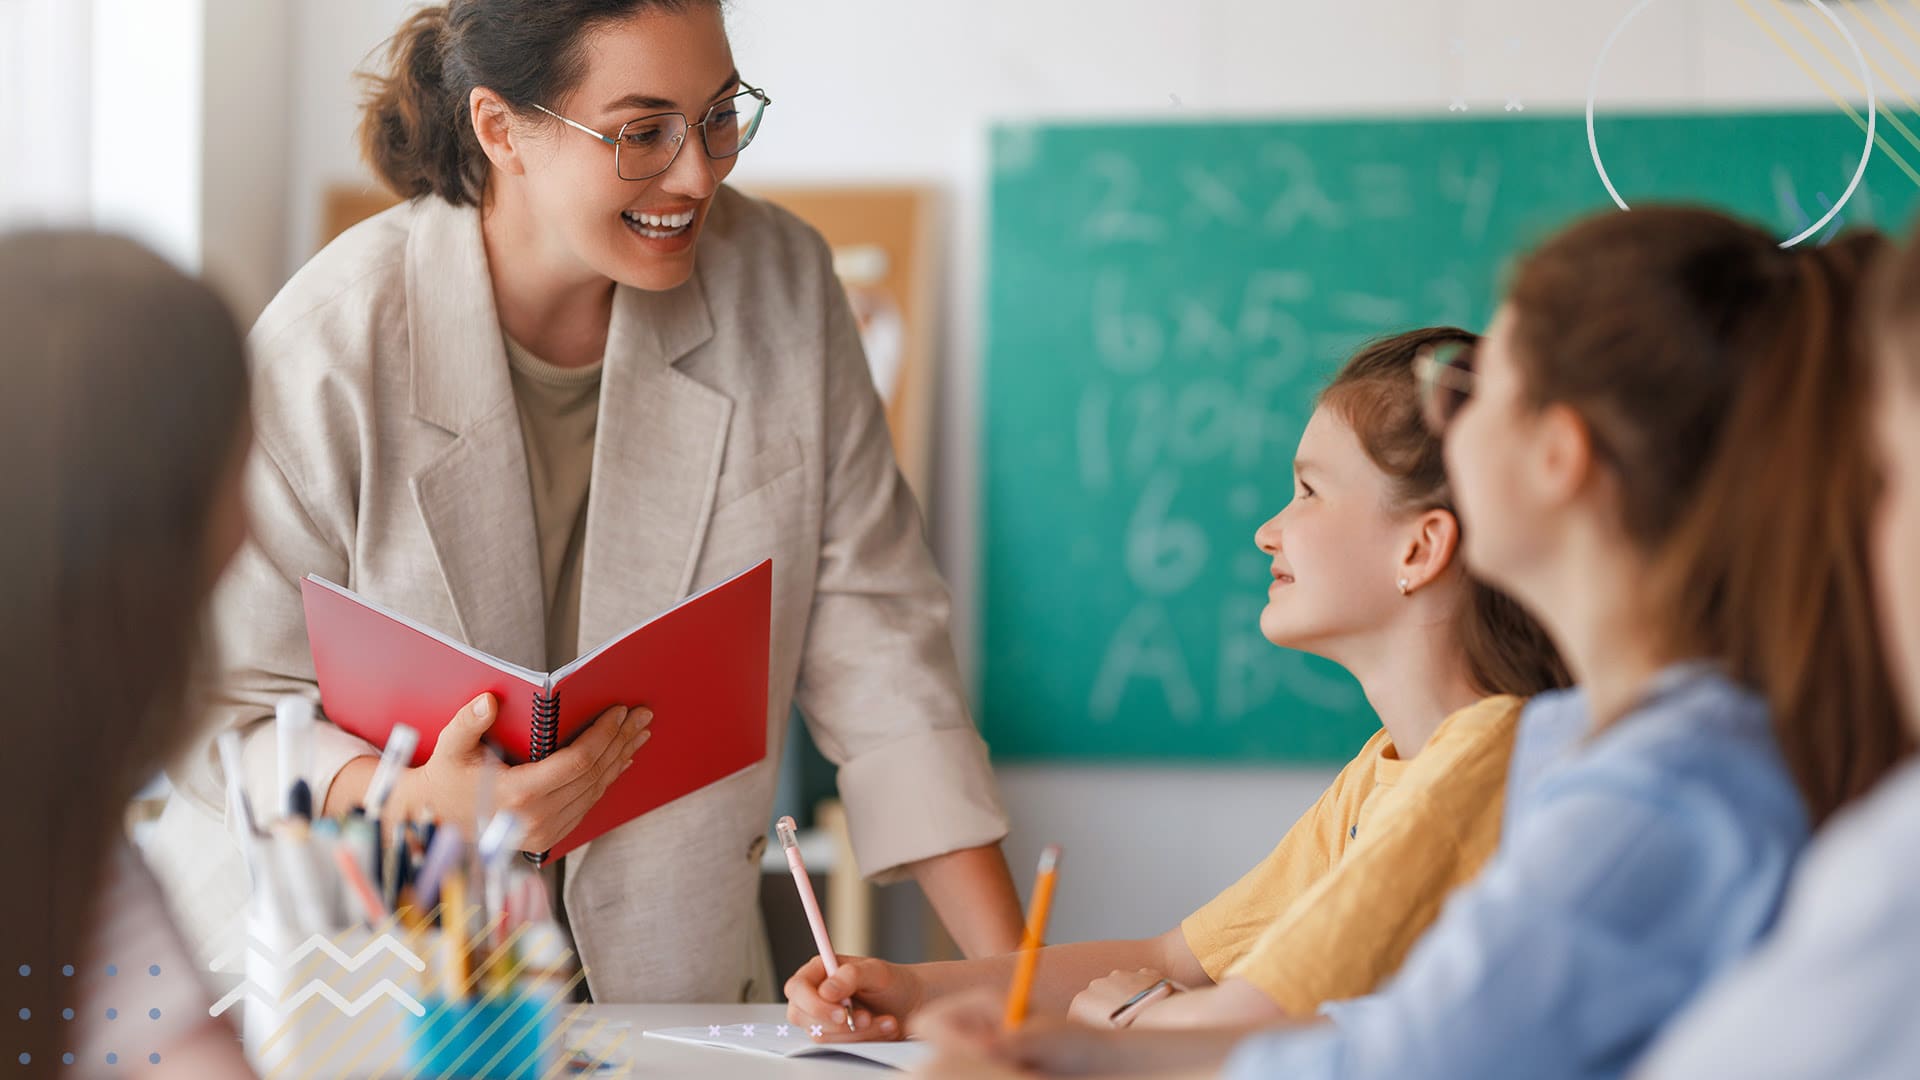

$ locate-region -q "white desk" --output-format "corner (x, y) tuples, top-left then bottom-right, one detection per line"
(565, 1004), (911, 1077)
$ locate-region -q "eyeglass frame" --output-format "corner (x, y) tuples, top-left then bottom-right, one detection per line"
(1414, 341), (1477, 434)
(529, 83), (772, 182)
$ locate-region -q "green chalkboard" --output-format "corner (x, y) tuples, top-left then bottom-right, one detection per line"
(979, 109), (1919, 763)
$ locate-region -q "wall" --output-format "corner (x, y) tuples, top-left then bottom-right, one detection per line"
(271, 0), (1886, 945)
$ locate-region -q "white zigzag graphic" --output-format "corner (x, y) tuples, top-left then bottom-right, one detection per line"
(209, 980), (426, 1019)
(207, 931), (424, 974)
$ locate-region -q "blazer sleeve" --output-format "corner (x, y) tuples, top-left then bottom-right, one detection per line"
(168, 367), (377, 833)
(789, 237), (1010, 883)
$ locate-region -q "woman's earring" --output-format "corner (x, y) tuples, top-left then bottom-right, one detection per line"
(1398, 577), (1412, 596)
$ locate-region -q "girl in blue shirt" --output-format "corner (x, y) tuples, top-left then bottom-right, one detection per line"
(915, 207), (1909, 1080)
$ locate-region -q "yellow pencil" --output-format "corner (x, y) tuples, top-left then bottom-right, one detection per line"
(441, 871), (470, 1001)
(1004, 845), (1061, 1030)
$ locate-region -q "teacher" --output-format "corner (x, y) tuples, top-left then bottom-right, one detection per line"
(149, 0), (1024, 1003)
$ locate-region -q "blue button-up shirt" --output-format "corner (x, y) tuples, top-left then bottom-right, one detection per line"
(1224, 666), (1809, 1080)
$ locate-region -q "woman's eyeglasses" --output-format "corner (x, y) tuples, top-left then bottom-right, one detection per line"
(1415, 340), (1477, 434)
(531, 84), (772, 182)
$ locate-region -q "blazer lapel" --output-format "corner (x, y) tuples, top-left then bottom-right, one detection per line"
(404, 199), (547, 671)
(575, 272), (728, 655)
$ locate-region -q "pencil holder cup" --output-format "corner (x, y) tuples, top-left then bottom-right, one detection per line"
(407, 992), (548, 1079)
(235, 904), (431, 1078)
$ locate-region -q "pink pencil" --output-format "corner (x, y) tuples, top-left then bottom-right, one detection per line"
(777, 816), (856, 1033)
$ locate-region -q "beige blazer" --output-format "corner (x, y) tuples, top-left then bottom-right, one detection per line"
(147, 188), (1008, 1003)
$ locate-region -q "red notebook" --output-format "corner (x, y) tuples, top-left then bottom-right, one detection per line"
(299, 560), (771, 861)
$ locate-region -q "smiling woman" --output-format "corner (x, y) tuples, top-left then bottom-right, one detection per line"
(145, 0), (1028, 1006)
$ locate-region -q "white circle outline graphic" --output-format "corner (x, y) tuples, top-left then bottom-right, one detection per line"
(1587, 0), (1876, 248)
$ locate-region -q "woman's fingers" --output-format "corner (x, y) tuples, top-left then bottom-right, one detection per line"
(497, 705), (652, 848)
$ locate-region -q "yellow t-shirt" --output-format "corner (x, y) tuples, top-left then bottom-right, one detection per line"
(1179, 694), (1523, 1015)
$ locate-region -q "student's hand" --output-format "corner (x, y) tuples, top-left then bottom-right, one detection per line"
(1070, 969), (1171, 1027)
(785, 955), (920, 1042)
(913, 994), (1134, 1075)
(394, 693), (651, 850)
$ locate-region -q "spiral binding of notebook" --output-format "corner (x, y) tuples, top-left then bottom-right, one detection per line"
(526, 690), (562, 865)
(530, 690), (561, 760)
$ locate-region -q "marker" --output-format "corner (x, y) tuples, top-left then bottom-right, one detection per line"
(777, 817), (855, 1033)
(215, 731), (260, 839)
(276, 695), (316, 822)
(269, 820), (333, 934)
(364, 723), (418, 824)
(478, 812), (529, 948)
(1004, 845), (1061, 1031)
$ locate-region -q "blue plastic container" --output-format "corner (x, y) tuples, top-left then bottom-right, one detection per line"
(408, 993), (548, 1079)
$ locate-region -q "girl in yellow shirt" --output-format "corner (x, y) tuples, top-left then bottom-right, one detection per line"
(784, 327), (1569, 1038)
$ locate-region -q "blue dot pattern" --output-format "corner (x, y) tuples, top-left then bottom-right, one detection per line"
(105, 1008), (116, 1020)
(63, 1053), (74, 1065)
(61, 965), (73, 977)
(61, 1009), (73, 1020)
(16, 1053), (27, 1065)
(16, 965), (26, 977)
(104, 965), (116, 977)
(17, 1008), (27, 1020)
(149, 1053), (161, 1064)
(148, 965), (160, 976)
(149, 1009), (160, 1020)
(106, 1052), (117, 1065)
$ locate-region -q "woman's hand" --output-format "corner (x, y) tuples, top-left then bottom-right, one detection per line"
(392, 693), (650, 850)
(785, 955), (923, 1042)
(1069, 969), (1172, 1027)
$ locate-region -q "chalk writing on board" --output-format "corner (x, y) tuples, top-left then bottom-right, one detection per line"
(1090, 601), (1201, 724)
(1259, 143), (1345, 234)
(1085, 154), (1167, 244)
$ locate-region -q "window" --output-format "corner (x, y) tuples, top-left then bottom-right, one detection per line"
(0, 0), (93, 227)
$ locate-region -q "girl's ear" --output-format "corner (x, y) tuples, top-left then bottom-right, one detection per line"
(1398, 508), (1462, 596)
(470, 86), (529, 176)
(1532, 401), (1597, 506)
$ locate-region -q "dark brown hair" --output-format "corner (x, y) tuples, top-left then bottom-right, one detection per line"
(1321, 328), (1572, 700)
(1506, 207), (1908, 824)
(1871, 216), (1920, 390)
(0, 231), (249, 1071)
(358, 0), (714, 205)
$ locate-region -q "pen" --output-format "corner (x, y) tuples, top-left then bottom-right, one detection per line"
(414, 823), (467, 911)
(1108, 977), (1181, 1028)
(1004, 845), (1061, 1031)
(334, 838), (390, 923)
(777, 816), (855, 1033)
(276, 695), (316, 821)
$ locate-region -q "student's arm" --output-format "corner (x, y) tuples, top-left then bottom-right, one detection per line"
(1123, 715), (1513, 1032)
(1126, 977), (1286, 1030)
(784, 927), (1208, 1041)
(915, 1003), (1281, 1076)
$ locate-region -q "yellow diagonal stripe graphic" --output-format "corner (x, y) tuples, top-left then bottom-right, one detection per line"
(1731, 0), (1920, 189)
(1770, 0), (1920, 163)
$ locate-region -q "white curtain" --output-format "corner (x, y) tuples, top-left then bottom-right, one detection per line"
(0, 0), (93, 228)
